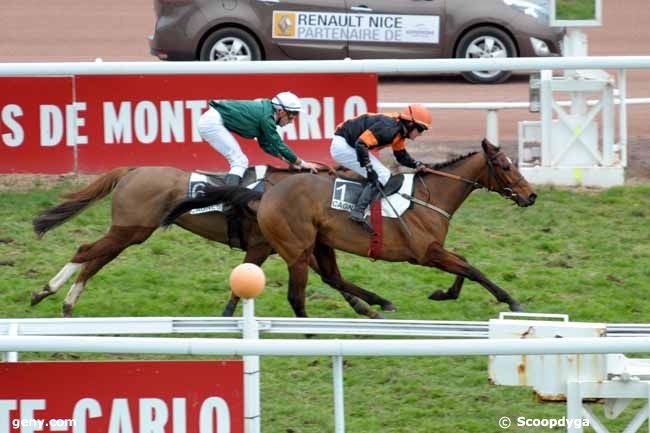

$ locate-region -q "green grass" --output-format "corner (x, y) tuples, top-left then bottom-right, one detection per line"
(1, 182), (649, 432)
(556, 0), (597, 20)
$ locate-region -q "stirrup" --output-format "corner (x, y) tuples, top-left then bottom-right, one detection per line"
(349, 212), (375, 234)
(224, 173), (242, 186)
(349, 209), (366, 222)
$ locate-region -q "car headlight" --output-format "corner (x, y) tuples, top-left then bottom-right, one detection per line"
(530, 37), (551, 56)
(502, 0), (549, 24)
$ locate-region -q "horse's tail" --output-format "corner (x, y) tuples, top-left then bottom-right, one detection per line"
(32, 167), (134, 238)
(161, 185), (263, 227)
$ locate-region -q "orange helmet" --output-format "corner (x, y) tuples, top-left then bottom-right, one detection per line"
(399, 104), (432, 131)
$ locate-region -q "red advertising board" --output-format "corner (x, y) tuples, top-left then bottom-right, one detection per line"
(0, 77), (75, 174)
(0, 73), (377, 173)
(0, 361), (243, 433)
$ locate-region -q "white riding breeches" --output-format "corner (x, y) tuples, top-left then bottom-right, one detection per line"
(198, 107), (248, 177)
(330, 135), (390, 186)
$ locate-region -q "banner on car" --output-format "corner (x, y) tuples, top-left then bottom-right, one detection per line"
(0, 360), (243, 433)
(0, 73), (377, 173)
(273, 11), (440, 44)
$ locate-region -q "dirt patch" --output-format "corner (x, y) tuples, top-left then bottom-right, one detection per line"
(0, 174), (98, 193)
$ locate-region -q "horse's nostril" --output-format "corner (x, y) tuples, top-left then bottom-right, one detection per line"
(529, 193), (537, 205)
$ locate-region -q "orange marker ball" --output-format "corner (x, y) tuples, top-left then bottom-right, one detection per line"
(229, 263), (266, 299)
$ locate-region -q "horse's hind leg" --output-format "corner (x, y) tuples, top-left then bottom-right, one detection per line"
(312, 243), (396, 318)
(31, 262), (84, 306)
(423, 242), (523, 312)
(62, 254), (120, 317)
(222, 245), (273, 317)
(60, 225), (156, 317)
(286, 248), (313, 318)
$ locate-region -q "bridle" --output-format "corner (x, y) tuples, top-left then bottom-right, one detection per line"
(484, 151), (525, 200)
(419, 150), (524, 201)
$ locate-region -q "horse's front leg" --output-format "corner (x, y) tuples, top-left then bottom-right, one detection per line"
(422, 242), (523, 312)
(428, 252), (467, 301)
(428, 275), (464, 301)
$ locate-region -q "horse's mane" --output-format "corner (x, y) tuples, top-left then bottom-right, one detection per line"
(425, 151), (479, 171)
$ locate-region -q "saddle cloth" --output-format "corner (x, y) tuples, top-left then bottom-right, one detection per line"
(187, 166), (268, 215)
(330, 174), (415, 218)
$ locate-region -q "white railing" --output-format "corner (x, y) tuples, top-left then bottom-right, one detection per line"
(1, 56), (650, 76)
(2, 57), (646, 154)
(379, 97), (650, 145)
(4, 308), (650, 433)
(2, 316), (650, 338)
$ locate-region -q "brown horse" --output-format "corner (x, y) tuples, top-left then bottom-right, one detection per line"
(31, 166), (395, 318)
(163, 139), (537, 318)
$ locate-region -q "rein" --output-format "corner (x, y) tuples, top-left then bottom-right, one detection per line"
(409, 150), (522, 219)
(419, 166), (483, 189)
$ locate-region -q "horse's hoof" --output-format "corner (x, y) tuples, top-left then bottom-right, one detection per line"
(510, 303), (525, 312)
(428, 290), (449, 301)
(62, 304), (73, 318)
(30, 292), (41, 306)
(381, 303), (397, 312)
(31, 285), (52, 306)
(370, 312), (385, 320)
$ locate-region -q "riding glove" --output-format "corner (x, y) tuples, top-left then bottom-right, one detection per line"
(365, 165), (379, 185)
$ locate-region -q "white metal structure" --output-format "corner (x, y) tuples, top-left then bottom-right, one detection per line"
(2, 57), (650, 76)
(490, 313), (650, 433)
(4, 310), (650, 433)
(518, 0), (623, 187)
(380, 97), (650, 148)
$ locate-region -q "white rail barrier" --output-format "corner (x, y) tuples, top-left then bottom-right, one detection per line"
(4, 312), (650, 433)
(379, 97), (650, 145)
(1, 316), (649, 337)
(1, 334), (650, 356)
(2, 57), (648, 171)
(1, 56), (650, 76)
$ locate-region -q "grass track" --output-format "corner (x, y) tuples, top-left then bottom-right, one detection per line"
(1, 182), (649, 432)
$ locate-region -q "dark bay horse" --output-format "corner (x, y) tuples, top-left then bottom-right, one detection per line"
(163, 139), (537, 318)
(31, 166), (395, 318)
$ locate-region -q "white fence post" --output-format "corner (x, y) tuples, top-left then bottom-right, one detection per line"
(3, 323), (18, 362)
(243, 299), (261, 433)
(486, 109), (499, 144)
(333, 355), (345, 433)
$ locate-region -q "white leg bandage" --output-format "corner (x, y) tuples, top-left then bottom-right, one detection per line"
(199, 107), (248, 177)
(48, 262), (83, 293)
(64, 282), (85, 308)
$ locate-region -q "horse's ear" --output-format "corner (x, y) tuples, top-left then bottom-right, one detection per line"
(481, 138), (498, 154)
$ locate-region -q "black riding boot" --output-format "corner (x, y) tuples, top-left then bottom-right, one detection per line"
(224, 173), (242, 186)
(349, 182), (381, 233)
(224, 173), (243, 248)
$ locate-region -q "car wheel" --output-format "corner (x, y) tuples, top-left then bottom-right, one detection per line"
(199, 28), (261, 61)
(456, 26), (517, 84)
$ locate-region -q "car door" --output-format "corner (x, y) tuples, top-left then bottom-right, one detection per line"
(346, 0), (444, 59)
(255, 0), (349, 59)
